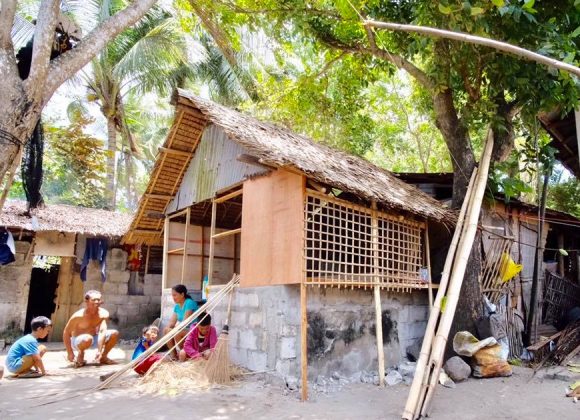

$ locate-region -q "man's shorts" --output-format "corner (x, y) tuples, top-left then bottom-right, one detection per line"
(71, 330), (116, 351)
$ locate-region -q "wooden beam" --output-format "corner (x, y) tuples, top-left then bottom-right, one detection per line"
(181, 207), (191, 283)
(371, 201), (385, 387)
(167, 247), (185, 254)
(425, 222), (433, 309)
(159, 146), (192, 158)
(208, 199), (217, 286)
(144, 193), (174, 200)
(133, 229), (160, 235)
(162, 218), (169, 289)
(214, 188), (243, 204)
(211, 228), (242, 240)
(144, 245), (151, 275)
(300, 282), (308, 401)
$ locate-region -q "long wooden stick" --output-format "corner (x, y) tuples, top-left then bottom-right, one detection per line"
(371, 201), (385, 386)
(364, 20), (580, 78)
(425, 222), (433, 310)
(300, 282), (308, 401)
(402, 169), (477, 420)
(97, 274), (239, 390)
(208, 199), (217, 286)
(420, 129), (494, 418)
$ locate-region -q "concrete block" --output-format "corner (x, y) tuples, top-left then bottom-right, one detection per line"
(239, 329), (258, 350)
(105, 295), (129, 305)
(109, 248), (127, 271)
(397, 306), (410, 323)
(248, 312), (263, 328)
(280, 336), (297, 359)
(117, 304), (140, 317)
(411, 305), (429, 322)
(246, 293), (259, 308)
(280, 325), (297, 337)
(275, 359), (296, 377)
(230, 312), (247, 327)
(247, 350), (267, 371)
(117, 283), (129, 295)
(229, 347), (248, 367)
(102, 282), (118, 294)
(409, 322), (427, 339)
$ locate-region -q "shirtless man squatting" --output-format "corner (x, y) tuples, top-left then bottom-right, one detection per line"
(63, 290), (119, 366)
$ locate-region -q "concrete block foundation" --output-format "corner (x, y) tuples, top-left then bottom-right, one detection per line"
(162, 284), (429, 381)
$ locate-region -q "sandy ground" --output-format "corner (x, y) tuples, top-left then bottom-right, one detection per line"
(1, 345), (579, 420)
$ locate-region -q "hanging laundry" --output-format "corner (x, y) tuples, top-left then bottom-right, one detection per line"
(80, 237), (108, 281)
(126, 245), (141, 272)
(0, 228), (16, 265)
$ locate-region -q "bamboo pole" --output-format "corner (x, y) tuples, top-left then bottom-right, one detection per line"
(420, 129), (494, 418)
(300, 282), (308, 401)
(208, 199), (217, 286)
(364, 20), (580, 78)
(181, 207), (190, 284)
(402, 169), (477, 420)
(371, 201), (385, 386)
(97, 275), (239, 390)
(162, 217), (169, 288)
(425, 222), (433, 310)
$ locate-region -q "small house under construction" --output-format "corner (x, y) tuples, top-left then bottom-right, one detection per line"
(124, 90), (454, 385)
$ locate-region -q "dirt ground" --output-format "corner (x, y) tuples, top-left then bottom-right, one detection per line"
(0, 344), (578, 420)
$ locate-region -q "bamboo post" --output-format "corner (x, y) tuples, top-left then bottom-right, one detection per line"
(557, 233), (564, 277)
(181, 207), (191, 283)
(402, 169), (477, 420)
(300, 282), (308, 401)
(425, 221), (433, 309)
(144, 245), (151, 275)
(371, 201), (385, 386)
(208, 200), (217, 286)
(420, 129), (494, 418)
(162, 217), (170, 288)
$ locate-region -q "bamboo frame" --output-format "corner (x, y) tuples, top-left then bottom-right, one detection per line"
(424, 222), (433, 309)
(304, 190), (426, 290)
(214, 188), (243, 204)
(212, 228), (242, 240)
(161, 218), (169, 288)
(478, 235), (514, 304)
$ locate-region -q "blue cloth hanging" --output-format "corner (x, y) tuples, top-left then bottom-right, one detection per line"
(80, 238), (108, 281)
(0, 228), (16, 265)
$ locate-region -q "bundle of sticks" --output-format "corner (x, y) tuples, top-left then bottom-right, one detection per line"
(402, 129), (494, 419)
(536, 321), (580, 368)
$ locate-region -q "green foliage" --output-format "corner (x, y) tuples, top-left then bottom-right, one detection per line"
(547, 177), (580, 218)
(42, 115), (107, 208)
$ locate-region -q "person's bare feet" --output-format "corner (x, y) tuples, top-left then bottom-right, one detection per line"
(74, 351), (86, 368)
(98, 357), (118, 365)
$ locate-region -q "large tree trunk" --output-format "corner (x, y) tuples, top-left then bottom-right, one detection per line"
(105, 116), (117, 210)
(432, 88), (484, 352)
(0, 0), (157, 192)
(124, 151), (136, 211)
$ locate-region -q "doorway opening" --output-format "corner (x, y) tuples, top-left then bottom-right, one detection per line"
(24, 256), (60, 338)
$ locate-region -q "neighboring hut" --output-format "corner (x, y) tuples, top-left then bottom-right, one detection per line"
(0, 200), (162, 343)
(396, 172), (580, 353)
(124, 90), (454, 385)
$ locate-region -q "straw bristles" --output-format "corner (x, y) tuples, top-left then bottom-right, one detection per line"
(139, 359), (242, 395)
(205, 336), (231, 384)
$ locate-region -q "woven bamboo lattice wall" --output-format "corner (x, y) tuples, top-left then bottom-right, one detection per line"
(479, 235), (515, 304)
(304, 190), (427, 290)
(542, 271), (580, 325)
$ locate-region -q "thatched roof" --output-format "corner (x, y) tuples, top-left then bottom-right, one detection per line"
(125, 90), (453, 245)
(1, 200), (132, 237)
(538, 109), (580, 178)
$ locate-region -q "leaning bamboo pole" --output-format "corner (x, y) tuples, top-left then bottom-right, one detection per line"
(371, 201), (385, 386)
(364, 20), (580, 78)
(402, 169), (477, 420)
(419, 129), (494, 418)
(97, 274), (239, 390)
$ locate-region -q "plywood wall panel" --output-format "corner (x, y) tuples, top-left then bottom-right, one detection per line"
(240, 170), (304, 287)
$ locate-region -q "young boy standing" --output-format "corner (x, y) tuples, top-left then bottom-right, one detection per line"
(5, 316), (51, 378)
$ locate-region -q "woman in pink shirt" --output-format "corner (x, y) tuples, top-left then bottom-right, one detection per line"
(179, 312), (218, 361)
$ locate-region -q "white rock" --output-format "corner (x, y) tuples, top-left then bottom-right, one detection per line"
(386, 370), (403, 386)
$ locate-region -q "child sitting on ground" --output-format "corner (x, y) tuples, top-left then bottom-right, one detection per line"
(179, 312), (217, 361)
(5, 316), (51, 378)
(132, 325), (165, 375)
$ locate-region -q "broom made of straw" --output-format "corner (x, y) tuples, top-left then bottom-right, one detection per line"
(204, 284), (236, 384)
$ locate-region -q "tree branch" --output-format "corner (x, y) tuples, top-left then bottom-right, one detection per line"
(26, 0), (59, 92)
(365, 19), (580, 78)
(41, 0), (157, 107)
(0, 0), (17, 48)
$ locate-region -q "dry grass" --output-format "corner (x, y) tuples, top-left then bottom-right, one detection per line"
(138, 359), (243, 396)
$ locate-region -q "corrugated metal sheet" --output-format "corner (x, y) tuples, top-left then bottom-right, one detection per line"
(167, 124), (267, 212)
